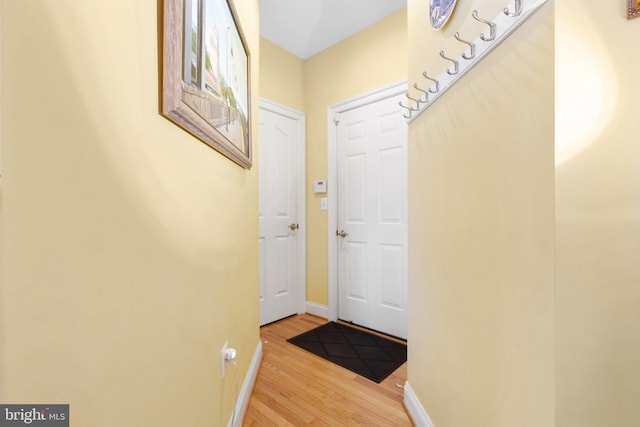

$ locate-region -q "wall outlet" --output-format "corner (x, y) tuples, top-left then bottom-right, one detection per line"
(221, 341), (238, 378)
(221, 341), (228, 378)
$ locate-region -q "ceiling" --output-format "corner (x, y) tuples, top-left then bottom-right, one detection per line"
(259, 0), (407, 60)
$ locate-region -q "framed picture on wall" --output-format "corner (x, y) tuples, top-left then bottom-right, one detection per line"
(163, 0), (252, 169)
(629, 0), (640, 19)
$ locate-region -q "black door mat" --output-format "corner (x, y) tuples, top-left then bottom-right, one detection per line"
(287, 321), (407, 383)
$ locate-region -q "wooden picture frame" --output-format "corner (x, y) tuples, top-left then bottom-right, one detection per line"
(629, 0), (640, 19)
(163, 0), (252, 169)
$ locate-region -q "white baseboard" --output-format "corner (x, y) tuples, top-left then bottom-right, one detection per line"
(404, 381), (435, 427)
(305, 301), (329, 319)
(228, 340), (263, 427)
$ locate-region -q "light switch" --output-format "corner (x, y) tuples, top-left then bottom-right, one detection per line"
(320, 198), (328, 211)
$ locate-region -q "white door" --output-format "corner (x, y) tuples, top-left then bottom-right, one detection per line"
(259, 100), (306, 326)
(336, 92), (408, 339)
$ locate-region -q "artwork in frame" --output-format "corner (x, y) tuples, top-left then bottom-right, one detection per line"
(629, 0), (640, 19)
(163, 0), (252, 169)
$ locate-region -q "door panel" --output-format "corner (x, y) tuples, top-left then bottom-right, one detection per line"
(259, 104), (304, 326)
(380, 244), (404, 309)
(337, 92), (408, 339)
(347, 242), (367, 301)
(380, 148), (403, 222)
(347, 154), (367, 222)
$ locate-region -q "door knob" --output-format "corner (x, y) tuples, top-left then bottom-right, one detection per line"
(289, 223), (299, 231)
(336, 229), (348, 238)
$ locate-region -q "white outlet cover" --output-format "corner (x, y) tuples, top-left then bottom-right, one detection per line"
(221, 341), (228, 377)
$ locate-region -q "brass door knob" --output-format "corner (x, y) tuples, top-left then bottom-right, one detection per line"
(336, 230), (348, 238)
(289, 223), (299, 231)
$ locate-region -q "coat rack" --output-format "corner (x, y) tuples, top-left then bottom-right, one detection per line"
(401, 0), (548, 123)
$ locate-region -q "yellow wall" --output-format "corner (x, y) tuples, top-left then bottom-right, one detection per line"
(0, 0), (3, 314)
(259, 37), (305, 112)
(556, 1), (640, 425)
(0, 0), (259, 425)
(304, 8), (407, 305)
(407, 1), (555, 425)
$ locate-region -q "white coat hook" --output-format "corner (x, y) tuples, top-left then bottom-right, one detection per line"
(413, 83), (430, 103)
(454, 32), (476, 60)
(404, 0), (549, 123)
(504, 0), (523, 17)
(398, 101), (412, 119)
(422, 72), (440, 93)
(472, 10), (497, 42)
(405, 93), (421, 111)
(439, 51), (459, 75)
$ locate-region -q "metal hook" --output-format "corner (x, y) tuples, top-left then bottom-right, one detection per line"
(422, 72), (440, 93)
(472, 10), (497, 42)
(405, 93), (421, 111)
(503, 0), (523, 17)
(398, 101), (412, 119)
(454, 32), (476, 60)
(413, 83), (429, 103)
(439, 51), (459, 75)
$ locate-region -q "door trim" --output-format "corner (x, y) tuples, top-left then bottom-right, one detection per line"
(326, 80), (407, 322)
(259, 97), (307, 316)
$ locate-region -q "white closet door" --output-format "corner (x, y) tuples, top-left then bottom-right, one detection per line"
(336, 92), (408, 339)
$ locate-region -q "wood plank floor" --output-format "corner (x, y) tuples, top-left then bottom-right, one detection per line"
(242, 314), (412, 426)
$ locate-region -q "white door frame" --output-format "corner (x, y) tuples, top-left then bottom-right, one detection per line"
(326, 80), (407, 322)
(259, 97), (307, 317)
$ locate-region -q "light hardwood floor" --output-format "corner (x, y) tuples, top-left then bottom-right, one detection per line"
(243, 314), (412, 426)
